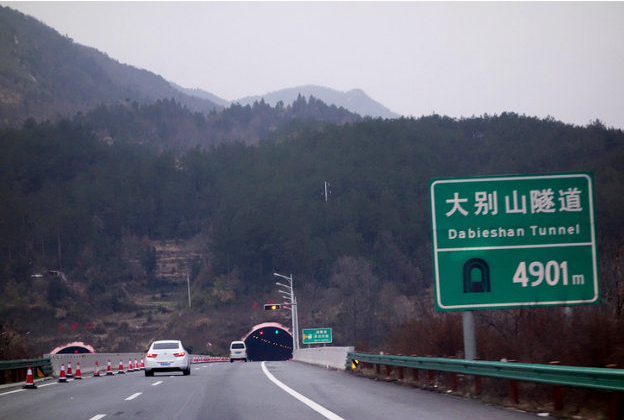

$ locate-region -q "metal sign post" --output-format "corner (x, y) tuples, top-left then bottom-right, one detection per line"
(273, 272), (299, 351)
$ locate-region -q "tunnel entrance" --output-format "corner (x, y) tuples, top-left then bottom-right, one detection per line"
(243, 322), (292, 361)
(50, 341), (95, 354)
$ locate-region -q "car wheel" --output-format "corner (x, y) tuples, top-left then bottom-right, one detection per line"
(183, 367), (191, 376)
(230, 359), (233, 363)
(145, 370), (154, 377)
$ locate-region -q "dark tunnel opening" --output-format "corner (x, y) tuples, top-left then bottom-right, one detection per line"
(244, 326), (293, 361)
(55, 346), (92, 354)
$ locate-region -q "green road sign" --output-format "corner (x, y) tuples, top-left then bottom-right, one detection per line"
(430, 173), (599, 311)
(302, 328), (332, 344)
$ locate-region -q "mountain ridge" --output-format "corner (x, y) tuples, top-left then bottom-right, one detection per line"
(1, 5), (398, 127)
(0, 6), (222, 125)
(233, 85), (400, 119)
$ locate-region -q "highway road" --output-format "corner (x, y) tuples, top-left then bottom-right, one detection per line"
(1, 361), (542, 420)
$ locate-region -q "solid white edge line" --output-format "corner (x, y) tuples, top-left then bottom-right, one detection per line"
(261, 362), (345, 420)
(89, 415), (106, 420)
(0, 381), (59, 396)
(125, 392), (142, 401)
(0, 388), (24, 396)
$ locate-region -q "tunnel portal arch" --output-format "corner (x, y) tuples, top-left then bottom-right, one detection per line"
(241, 322), (293, 361)
(50, 341), (95, 354)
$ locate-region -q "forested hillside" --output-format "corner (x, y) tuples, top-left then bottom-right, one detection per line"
(75, 95), (362, 150)
(0, 6), (221, 125)
(1, 103), (624, 366)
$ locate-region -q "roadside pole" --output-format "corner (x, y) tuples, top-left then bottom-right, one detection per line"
(462, 311), (476, 360)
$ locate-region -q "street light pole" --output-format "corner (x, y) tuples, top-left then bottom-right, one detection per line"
(273, 272), (299, 351)
(187, 274), (191, 307)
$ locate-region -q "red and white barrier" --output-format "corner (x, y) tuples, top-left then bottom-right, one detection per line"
(58, 364), (67, 383)
(23, 366), (37, 389)
(74, 362), (82, 379)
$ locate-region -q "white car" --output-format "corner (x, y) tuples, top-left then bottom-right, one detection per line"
(229, 341), (247, 362)
(145, 340), (191, 376)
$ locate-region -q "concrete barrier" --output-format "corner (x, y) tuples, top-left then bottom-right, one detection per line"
(46, 353), (146, 376)
(293, 346), (354, 370)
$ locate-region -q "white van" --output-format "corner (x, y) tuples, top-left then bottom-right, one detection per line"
(229, 341), (247, 362)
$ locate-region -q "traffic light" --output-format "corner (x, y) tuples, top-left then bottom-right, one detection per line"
(264, 303), (281, 311)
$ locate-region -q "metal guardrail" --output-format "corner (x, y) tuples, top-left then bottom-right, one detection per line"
(0, 358), (52, 384)
(347, 352), (624, 392)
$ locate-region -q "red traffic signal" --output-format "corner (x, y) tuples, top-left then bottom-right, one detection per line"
(264, 303), (281, 310)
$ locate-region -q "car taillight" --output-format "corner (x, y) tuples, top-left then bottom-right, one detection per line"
(173, 352), (186, 357)
(146, 353), (157, 358)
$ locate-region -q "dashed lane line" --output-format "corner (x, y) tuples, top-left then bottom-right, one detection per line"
(125, 392), (142, 401)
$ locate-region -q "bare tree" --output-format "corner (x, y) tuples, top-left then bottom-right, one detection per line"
(328, 256), (379, 346)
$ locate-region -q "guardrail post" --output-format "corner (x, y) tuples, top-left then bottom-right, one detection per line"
(550, 361), (564, 411)
(609, 393), (622, 420)
(474, 375), (482, 395)
(450, 372), (458, 391)
(473, 357), (482, 395)
(375, 363), (380, 375)
(606, 364), (622, 420)
(385, 364), (392, 379)
(397, 366), (404, 380)
(508, 360), (519, 404)
(412, 368), (419, 381)
(448, 356), (457, 392)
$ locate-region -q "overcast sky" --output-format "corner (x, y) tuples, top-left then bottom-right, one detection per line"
(4, 1), (624, 128)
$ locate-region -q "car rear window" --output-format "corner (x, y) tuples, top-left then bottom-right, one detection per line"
(231, 343), (245, 349)
(153, 342), (180, 350)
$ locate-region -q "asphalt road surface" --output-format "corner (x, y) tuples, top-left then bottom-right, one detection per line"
(1, 361), (543, 420)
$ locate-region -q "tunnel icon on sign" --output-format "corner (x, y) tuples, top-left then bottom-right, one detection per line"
(463, 258), (491, 293)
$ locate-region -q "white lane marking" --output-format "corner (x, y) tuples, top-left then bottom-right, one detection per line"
(0, 381), (57, 396)
(0, 389), (24, 396)
(125, 392), (142, 401)
(152, 381), (163, 386)
(89, 415), (106, 420)
(261, 362), (345, 420)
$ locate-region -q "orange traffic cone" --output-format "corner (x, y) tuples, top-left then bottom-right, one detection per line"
(94, 360), (101, 377)
(58, 364), (67, 383)
(128, 359), (134, 372)
(140, 359), (145, 370)
(74, 362), (82, 379)
(23, 366), (37, 389)
(134, 359), (139, 371)
(117, 359), (125, 374)
(66, 361), (73, 378)
(106, 359), (114, 376)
